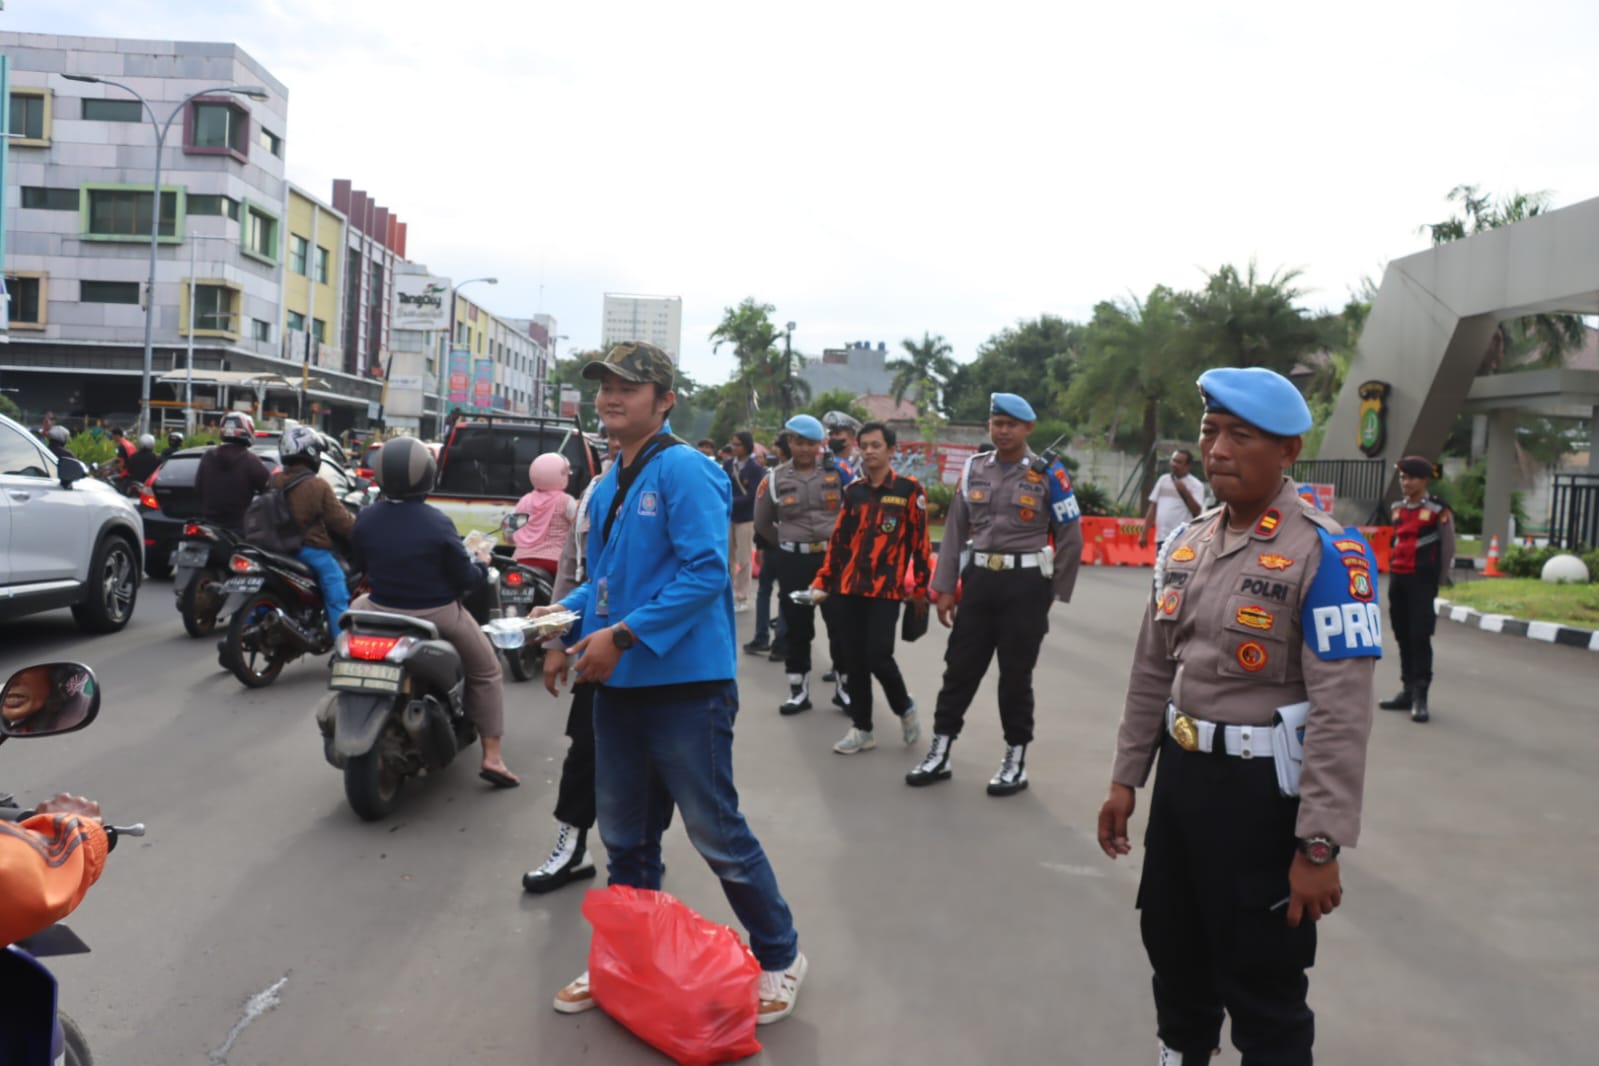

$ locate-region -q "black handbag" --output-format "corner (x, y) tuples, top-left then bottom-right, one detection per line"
(901, 599), (929, 643)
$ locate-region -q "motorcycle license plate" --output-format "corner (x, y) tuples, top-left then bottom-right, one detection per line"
(331, 661), (404, 691)
(500, 588), (535, 604)
(223, 576), (264, 593)
(175, 542), (211, 566)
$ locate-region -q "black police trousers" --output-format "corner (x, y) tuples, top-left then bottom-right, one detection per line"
(833, 594), (912, 732)
(931, 565), (1053, 746)
(1139, 736), (1317, 1065)
(552, 682), (673, 836)
(1387, 570), (1439, 687)
(773, 549), (839, 676)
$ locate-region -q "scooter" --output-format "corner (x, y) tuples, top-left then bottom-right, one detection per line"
(172, 521), (243, 638)
(0, 662), (145, 1066)
(217, 546), (365, 688)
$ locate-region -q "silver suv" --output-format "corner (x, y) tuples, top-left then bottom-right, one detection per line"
(0, 413), (144, 632)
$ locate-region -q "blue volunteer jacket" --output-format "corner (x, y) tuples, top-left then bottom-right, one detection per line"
(559, 434), (737, 688)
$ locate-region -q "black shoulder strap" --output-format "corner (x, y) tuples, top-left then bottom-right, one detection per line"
(602, 433), (685, 546)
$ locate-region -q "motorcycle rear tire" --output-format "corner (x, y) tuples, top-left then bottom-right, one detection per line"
(344, 750), (402, 821)
(61, 1010), (94, 1066)
(504, 642), (542, 683)
(225, 593), (292, 688)
(180, 570), (223, 638)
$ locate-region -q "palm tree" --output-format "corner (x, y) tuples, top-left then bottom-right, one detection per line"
(886, 332), (958, 416)
(1178, 262), (1324, 377)
(708, 298), (783, 369)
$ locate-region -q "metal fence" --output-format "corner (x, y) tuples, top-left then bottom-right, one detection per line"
(1290, 459), (1389, 522)
(1549, 473), (1599, 552)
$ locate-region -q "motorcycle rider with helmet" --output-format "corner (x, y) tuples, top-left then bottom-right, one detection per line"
(195, 413), (269, 532)
(44, 425), (74, 463)
(271, 425), (355, 641)
(124, 433), (162, 485)
(348, 436), (519, 788)
(163, 430), (185, 457)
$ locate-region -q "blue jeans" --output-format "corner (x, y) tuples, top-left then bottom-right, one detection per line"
(298, 545), (349, 641)
(593, 680), (799, 972)
(753, 557), (786, 645)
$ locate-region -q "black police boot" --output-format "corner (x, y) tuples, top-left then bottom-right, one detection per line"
(743, 637), (771, 655)
(1378, 686), (1413, 711)
(522, 823), (597, 894)
(1411, 685), (1430, 723)
(779, 674), (812, 716)
(906, 734), (954, 787)
(821, 669), (837, 684)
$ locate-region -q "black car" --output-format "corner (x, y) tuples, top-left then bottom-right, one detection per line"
(434, 415), (602, 502)
(139, 444), (367, 579)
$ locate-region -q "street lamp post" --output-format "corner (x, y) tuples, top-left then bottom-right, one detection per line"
(439, 277), (497, 437)
(782, 321), (797, 423)
(63, 74), (269, 435)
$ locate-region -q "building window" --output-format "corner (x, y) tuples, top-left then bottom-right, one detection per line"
(81, 98), (143, 122)
(289, 235), (309, 276)
(185, 99), (249, 160)
(186, 284), (239, 334)
(5, 274), (46, 329)
(83, 186), (181, 241)
(287, 310), (307, 332)
(314, 246), (330, 284)
(187, 195), (240, 220)
(312, 318), (327, 343)
(81, 281), (142, 304)
(242, 205), (279, 264)
(8, 88), (50, 145)
(252, 319), (272, 343)
(257, 127), (283, 157)
(20, 187), (78, 210)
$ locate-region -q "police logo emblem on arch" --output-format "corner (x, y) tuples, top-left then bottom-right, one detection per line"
(1301, 527), (1383, 660)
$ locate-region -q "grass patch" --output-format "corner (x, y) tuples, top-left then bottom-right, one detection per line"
(1443, 577), (1599, 630)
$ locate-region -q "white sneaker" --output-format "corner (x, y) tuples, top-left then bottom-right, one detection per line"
(899, 700), (921, 746)
(553, 969), (597, 1014)
(833, 727), (876, 754)
(756, 952), (808, 1024)
(733, 599), (752, 613)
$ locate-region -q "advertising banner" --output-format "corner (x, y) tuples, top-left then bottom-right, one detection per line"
(939, 443), (978, 485)
(560, 385), (580, 419)
(447, 351), (470, 405)
(391, 275), (452, 331)
(472, 359), (495, 409)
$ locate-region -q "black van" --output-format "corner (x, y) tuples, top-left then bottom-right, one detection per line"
(433, 415), (603, 503)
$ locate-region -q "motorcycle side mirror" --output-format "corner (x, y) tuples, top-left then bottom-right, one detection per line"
(501, 512), (529, 535)
(58, 456), (90, 488)
(0, 663), (101, 738)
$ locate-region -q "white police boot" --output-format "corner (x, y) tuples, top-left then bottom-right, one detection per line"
(780, 673), (812, 716)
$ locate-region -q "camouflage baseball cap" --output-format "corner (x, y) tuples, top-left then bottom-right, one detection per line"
(581, 341), (675, 388)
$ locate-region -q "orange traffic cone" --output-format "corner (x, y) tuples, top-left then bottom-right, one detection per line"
(1484, 534), (1504, 578)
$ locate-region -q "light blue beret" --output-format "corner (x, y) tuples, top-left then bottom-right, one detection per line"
(783, 414), (825, 441)
(990, 392), (1037, 422)
(1196, 367), (1312, 435)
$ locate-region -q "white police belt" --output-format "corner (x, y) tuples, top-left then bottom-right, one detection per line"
(1165, 704), (1273, 759)
(780, 540), (829, 554)
(971, 551), (1043, 572)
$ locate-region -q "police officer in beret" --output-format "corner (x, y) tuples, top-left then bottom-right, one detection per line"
(1097, 366), (1381, 1066)
(907, 392), (1084, 796)
(1378, 455), (1454, 723)
(754, 414), (849, 714)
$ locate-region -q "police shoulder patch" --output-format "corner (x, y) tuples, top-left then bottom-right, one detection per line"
(1253, 509), (1281, 538)
(1301, 526), (1383, 661)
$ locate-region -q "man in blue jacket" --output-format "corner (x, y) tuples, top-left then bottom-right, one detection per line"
(535, 342), (807, 1025)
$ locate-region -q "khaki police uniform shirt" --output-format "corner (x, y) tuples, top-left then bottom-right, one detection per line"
(1112, 477), (1375, 847)
(753, 460), (845, 548)
(933, 451), (1084, 603)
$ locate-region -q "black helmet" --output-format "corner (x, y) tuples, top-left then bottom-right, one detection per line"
(376, 436), (435, 498)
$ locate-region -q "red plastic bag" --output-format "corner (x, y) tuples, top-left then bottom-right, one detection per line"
(583, 886), (763, 1066)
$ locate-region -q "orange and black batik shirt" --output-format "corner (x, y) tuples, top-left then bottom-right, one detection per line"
(812, 470), (932, 601)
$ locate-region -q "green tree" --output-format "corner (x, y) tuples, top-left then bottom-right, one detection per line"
(1178, 261), (1324, 377)
(942, 315), (1084, 421)
(886, 332), (959, 416)
(708, 297), (806, 427)
(0, 394), (22, 422)
(1065, 285), (1196, 493)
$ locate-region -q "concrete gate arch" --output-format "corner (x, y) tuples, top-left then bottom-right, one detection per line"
(1322, 196), (1599, 543)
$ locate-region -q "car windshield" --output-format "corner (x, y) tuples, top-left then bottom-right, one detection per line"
(437, 424), (588, 498)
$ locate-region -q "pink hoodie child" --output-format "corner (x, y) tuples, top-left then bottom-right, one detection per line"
(511, 453), (577, 573)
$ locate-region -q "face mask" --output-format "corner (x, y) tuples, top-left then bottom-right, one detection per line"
(829, 439), (847, 456)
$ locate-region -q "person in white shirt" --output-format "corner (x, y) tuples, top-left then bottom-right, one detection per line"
(1138, 449), (1205, 548)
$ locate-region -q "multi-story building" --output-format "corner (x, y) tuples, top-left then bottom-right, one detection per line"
(601, 292), (682, 362)
(279, 181), (344, 385)
(800, 340), (895, 399)
(330, 179), (407, 387)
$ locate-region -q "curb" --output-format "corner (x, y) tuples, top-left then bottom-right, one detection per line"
(1434, 597), (1599, 652)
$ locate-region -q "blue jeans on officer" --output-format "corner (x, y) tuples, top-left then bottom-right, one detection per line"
(297, 545), (349, 640)
(592, 679), (799, 973)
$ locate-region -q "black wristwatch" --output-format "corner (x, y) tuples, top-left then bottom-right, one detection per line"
(1297, 836), (1341, 865)
(611, 624), (636, 651)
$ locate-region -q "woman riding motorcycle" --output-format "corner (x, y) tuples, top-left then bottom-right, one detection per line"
(349, 437), (519, 788)
(272, 425), (355, 641)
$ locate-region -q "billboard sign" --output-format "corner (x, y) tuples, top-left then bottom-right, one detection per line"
(472, 359), (495, 409)
(447, 351), (470, 405)
(560, 385), (580, 419)
(392, 275), (452, 331)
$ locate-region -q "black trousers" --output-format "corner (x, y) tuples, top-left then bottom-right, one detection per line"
(834, 594), (911, 732)
(931, 566), (1053, 745)
(552, 682), (674, 835)
(1138, 736), (1317, 1066)
(773, 550), (837, 675)
(1387, 571), (1439, 687)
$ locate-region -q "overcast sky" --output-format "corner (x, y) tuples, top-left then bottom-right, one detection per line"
(8, 1), (1596, 385)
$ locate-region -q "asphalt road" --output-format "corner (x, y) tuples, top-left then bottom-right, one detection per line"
(3, 566), (1594, 1065)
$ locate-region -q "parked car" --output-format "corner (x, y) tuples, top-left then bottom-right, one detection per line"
(139, 442), (370, 579)
(429, 415), (602, 532)
(0, 412), (144, 632)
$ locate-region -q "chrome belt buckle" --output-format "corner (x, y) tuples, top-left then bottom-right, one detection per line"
(1172, 714), (1200, 752)
(986, 553), (1006, 572)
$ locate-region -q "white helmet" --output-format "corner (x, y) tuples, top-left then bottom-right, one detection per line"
(138, 433), (156, 450)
